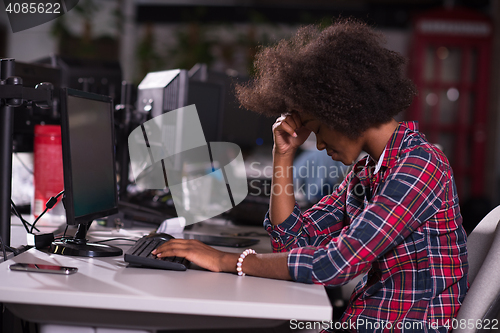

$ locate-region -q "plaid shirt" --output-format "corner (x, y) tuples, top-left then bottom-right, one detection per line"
(264, 122), (468, 332)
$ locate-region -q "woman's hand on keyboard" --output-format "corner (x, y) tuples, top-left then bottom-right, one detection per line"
(151, 239), (239, 273)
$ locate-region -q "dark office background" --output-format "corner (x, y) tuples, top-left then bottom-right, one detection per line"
(1, 0), (500, 232)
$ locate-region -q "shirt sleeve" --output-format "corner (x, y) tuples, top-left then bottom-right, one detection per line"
(288, 147), (450, 285)
(264, 170), (351, 252)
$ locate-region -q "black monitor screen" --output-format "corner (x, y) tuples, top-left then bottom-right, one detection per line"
(188, 80), (223, 143)
(61, 88), (118, 225)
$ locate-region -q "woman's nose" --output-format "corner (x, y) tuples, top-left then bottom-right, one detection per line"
(316, 137), (326, 150)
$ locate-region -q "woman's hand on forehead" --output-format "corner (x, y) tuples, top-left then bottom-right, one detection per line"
(276, 112), (303, 137)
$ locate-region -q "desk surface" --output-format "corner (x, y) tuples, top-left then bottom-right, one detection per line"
(0, 218), (332, 330)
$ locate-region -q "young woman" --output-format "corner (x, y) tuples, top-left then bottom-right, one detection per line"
(153, 19), (468, 332)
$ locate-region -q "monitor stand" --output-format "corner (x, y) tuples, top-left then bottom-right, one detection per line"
(50, 223), (123, 257)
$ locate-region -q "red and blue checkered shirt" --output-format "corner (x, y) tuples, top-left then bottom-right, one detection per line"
(264, 122), (468, 332)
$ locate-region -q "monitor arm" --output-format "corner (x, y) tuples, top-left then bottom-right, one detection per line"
(0, 58), (53, 248)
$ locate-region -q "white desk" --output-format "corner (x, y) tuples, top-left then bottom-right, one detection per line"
(0, 218), (332, 331)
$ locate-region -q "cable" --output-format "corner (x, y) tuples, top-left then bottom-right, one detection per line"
(0, 228), (22, 261)
(30, 190), (65, 233)
(53, 225), (70, 242)
(14, 152), (33, 174)
(4, 245), (18, 255)
(11, 199), (39, 233)
(97, 243), (134, 247)
(11, 200), (31, 233)
(93, 237), (137, 244)
(10, 199), (28, 232)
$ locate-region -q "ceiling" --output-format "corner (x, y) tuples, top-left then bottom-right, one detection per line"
(135, 0), (492, 28)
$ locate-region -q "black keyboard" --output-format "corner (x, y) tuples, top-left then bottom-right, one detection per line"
(124, 233), (190, 271)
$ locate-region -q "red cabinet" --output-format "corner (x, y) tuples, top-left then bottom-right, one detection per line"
(408, 7), (493, 201)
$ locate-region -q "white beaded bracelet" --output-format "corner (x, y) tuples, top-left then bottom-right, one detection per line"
(236, 249), (256, 276)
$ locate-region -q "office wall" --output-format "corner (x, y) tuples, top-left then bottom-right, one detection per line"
(0, 8), (55, 61)
(130, 22), (410, 81)
(0, 1), (413, 85)
(0, 0), (118, 62)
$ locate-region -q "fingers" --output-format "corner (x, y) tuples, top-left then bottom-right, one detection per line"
(150, 239), (227, 272)
(278, 121), (297, 138)
(273, 112), (303, 137)
(151, 239), (186, 257)
(152, 239), (205, 258)
(288, 112), (303, 129)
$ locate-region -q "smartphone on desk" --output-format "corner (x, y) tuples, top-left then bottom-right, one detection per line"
(9, 263), (78, 275)
(185, 234), (260, 248)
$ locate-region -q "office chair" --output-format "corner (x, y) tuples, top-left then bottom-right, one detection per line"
(454, 204), (500, 332)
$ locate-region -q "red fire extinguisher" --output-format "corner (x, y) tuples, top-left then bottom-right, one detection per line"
(33, 125), (64, 218)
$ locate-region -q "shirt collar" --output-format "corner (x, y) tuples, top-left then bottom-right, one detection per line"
(365, 121), (419, 172)
(373, 147), (386, 174)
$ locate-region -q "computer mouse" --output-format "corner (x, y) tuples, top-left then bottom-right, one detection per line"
(147, 233), (175, 241)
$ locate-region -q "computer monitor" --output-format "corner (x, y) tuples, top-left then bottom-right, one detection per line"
(50, 88), (122, 257)
(137, 69), (224, 142)
(187, 80), (224, 142)
(188, 66), (275, 150)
